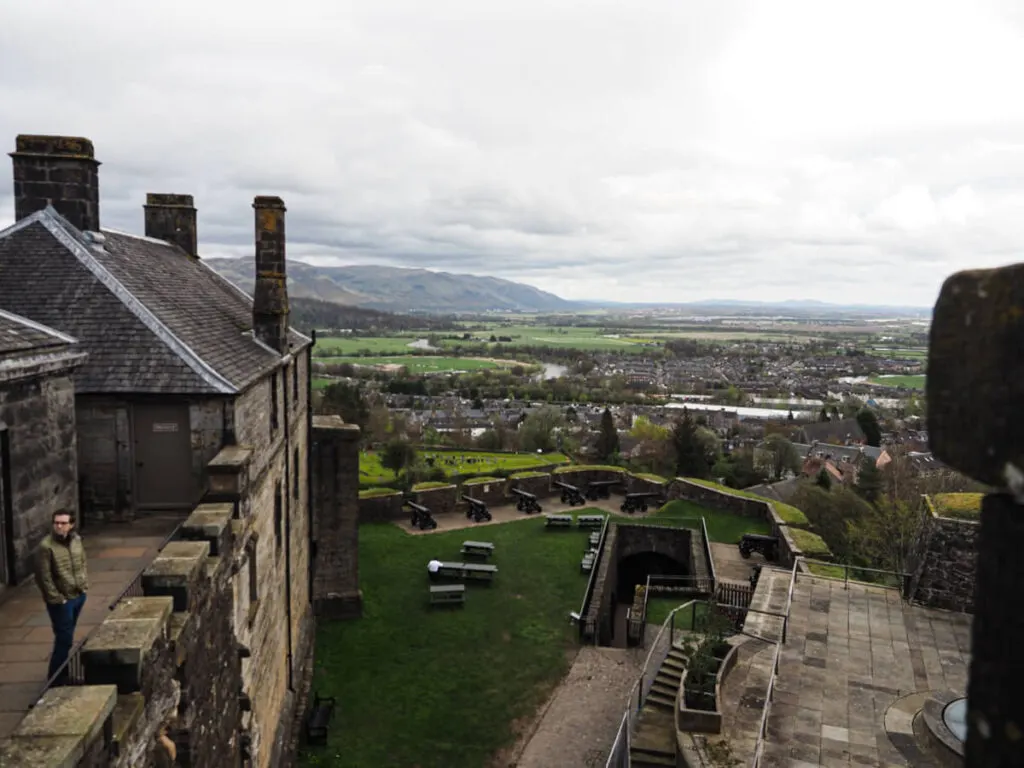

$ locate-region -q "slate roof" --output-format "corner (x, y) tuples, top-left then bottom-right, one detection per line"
(0, 307), (78, 356)
(0, 207), (310, 395)
(798, 418), (866, 445)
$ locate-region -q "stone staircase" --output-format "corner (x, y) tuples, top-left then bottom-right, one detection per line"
(628, 642), (689, 767)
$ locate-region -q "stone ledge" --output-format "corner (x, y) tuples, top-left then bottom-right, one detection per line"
(142, 540), (210, 611)
(82, 596), (173, 693)
(312, 414), (361, 440)
(180, 503), (233, 556)
(0, 684), (117, 768)
(169, 611), (190, 666)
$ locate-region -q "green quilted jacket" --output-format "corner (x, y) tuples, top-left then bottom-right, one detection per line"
(35, 533), (89, 605)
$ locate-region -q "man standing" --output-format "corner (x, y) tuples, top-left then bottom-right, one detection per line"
(35, 510), (89, 684)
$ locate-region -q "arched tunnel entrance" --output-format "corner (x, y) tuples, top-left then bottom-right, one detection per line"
(608, 551), (688, 647)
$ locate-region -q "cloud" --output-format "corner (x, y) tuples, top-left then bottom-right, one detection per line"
(1, 0), (1023, 307)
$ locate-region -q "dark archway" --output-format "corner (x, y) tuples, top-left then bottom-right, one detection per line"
(617, 551), (688, 597)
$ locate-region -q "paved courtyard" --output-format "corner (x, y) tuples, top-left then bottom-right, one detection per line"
(0, 514), (183, 738)
(756, 575), (971, 767)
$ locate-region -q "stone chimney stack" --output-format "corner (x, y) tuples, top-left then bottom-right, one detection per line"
(144, 193), (198, 257)
(252, 196), (290, 353)
(9, 134), (101, 232)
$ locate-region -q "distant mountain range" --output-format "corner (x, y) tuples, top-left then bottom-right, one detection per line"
(206, 258), (930, 316)
(206, 259), (574, 313)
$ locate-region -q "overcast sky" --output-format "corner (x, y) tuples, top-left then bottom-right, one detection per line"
(2, 0), (1023, 307)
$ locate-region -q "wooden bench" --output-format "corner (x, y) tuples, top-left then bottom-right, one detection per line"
(577, 515), (606, 529)
(461, 541), (495, 559)
(304, 691), (336, 746)
(430, 584), (466, 606)
(546, 514), (573, 528)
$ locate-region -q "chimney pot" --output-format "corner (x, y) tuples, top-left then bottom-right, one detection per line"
(9, 134), (101, 232)
(251, 196), (290, 353)
(144, 193), (198, 257)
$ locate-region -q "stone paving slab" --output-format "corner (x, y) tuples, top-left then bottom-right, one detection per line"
(0, 515), (184, 739)
(754, 575), (971, 768)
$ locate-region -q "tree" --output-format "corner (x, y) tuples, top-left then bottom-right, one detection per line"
(712, 448), (767, 489)
(762, 434), (802, 482)
(815, 468), (832, 490)
(519, 407), (564, 453)
(672, 411), (709, 478)
(791, 484), (873, 560)
(856, 409), (882, 447)
(320, 382), (370, 432)
(847, 497), (921, 575)
(596, 407), (620, 461)
(381, 438), (417, 485)
(855, 456), (883, 503)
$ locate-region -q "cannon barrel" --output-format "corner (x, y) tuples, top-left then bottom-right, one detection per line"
(553, 480), (578, 490)
(461, 494), (484, 505)
(511, 487), (536, 498)
(405, 500), (428, 513)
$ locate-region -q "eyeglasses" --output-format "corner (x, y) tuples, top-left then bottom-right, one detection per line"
(53, 521), (72, 527)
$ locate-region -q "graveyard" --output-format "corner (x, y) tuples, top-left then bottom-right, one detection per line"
(358, 448), (570, 486)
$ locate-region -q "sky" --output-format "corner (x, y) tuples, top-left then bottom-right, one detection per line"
(2, 0), (1024, 308)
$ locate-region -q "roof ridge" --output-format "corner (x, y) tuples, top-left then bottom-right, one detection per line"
(0, 307), (79, 345)
(101, 227), (179, 248)
(33, 208), (236, 394)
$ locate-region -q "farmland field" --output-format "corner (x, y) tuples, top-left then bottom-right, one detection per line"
(360, 449), (569, 485)
(322, 356), (515, 373)
(868, 374), (926, 389)
(315, 335), (423, 355)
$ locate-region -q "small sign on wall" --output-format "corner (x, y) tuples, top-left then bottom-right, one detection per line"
(153, 422), (179, 433)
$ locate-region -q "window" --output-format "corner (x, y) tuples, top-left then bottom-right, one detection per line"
(292, 448), (300, 500)
(270, 373), (279, 432)
(246, 537), (259, 626)
(292, 359), (299, 401)
(273, 481), (283, 551)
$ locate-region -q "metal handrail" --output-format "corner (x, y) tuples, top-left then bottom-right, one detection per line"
(30, 520), (185, 705)
(749, 557), (801, 767)
(801, 557), (910, 594)
(577, 513), (612, 640)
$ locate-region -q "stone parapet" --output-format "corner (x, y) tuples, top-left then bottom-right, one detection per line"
(178, 502), (233, 556)
(908, 501), (979, 612)
(141, 541), (211, 612)
(82, 597), (174, 693)
(414, 484), (458, 515)
(205, 445), (252, 507)
(0, 685), (117, 767)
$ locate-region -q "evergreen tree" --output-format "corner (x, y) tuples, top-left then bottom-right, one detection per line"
(596, 407), (620, 461)
(856, 408), (883, 447)
(672, 411), (709, 478)
(815, 468), (833, 490)
(855, 455), (883, 503)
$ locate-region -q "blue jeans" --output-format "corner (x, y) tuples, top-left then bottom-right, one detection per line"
(46, 593), (86, 683)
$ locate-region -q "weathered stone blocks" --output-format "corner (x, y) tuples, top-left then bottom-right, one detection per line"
(142, 541), (211, 612)
(0, 684), (117, 768)
(179, 502), (233, 556)
(82, 597), (174, 693)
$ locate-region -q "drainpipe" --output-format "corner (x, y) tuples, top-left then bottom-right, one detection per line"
(0, 427), (15, 585)
(282, 361), (294, 692)
(307, 331), (316, 600)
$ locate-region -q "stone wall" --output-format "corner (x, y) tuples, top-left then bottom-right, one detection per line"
(507, 473), (554, 499)
(415, 484), (459, 515)
(552, 467), (626, 494)
(358, 491), (405, 523)
(232, 362), (313, 768)
(668, 479), (767, 518)
(908, 503), (979, 613)
(0, 346), (83, 583)
(312, 416), (362, 619)
(626, 475), (668, 496)
(460, 478), (508, 508)
(583, 524), (619, 645)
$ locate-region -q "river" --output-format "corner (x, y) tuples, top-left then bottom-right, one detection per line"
(535, 363), (568, 380)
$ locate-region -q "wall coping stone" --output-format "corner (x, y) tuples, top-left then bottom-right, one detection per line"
(82, 596), (173, 670)
(182, 504), (233, 537)
(111, 692), (144, 746)
(312, 414), (361, 440)
(0, 684), (117, 768)
(208, 445), (252, 472)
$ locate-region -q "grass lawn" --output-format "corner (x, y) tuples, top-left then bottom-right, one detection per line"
(359, 449), (569, 486)
(323, 355), (509, 373)
(868, 374), (926, 389)
(645, 598), (710, 629)
(682, 478), (809, 526)
(302, 515), (596, 768)
(629, 499), (772, 544)
(314, 335), (423, 355)
(928, 492), (983, 520)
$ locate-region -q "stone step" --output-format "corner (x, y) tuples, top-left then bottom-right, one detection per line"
(661, 655), (686, 673)
(649, 680), (678, 700)
(629, 752), (677, 768)
(655, 665), (682, 682)
(644, 691), (676, 711)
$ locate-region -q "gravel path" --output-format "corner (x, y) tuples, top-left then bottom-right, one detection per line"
(512, 644), (647, 768)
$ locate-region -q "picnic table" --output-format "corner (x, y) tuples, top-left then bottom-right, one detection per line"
(461, 541), (495, 559)
(430, 584), (466, 606)
(577, 515), (606, 529)
(545, 514), (573, 528)
(431, 561), (499, 583)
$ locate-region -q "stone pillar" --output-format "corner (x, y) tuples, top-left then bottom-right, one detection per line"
(9, 134), (101, 231)
(311, 415), (362, 619)
(928, 262), (1024, 768)
(252, 196), (290, 354)
(144, 193), (198, 257)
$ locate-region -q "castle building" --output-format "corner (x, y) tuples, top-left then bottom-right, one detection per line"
(0, 135), (361, 767)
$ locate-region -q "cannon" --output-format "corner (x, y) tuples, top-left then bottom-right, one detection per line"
(553, 480), (585, 506)
(586, 479), (621, 500)
(738, 533), (779, 561)
(461, 494), (492, 523)
(749, 563), (763, 589)
(405, 500), (437, 531)
(620, 492), (661, 514)
(510, 487), (543, 514)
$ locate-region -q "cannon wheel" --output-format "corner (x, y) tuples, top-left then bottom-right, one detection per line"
(739, 546), (751, 559)
(640, 503), (648, 512)
(620, 503), (629, 513)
